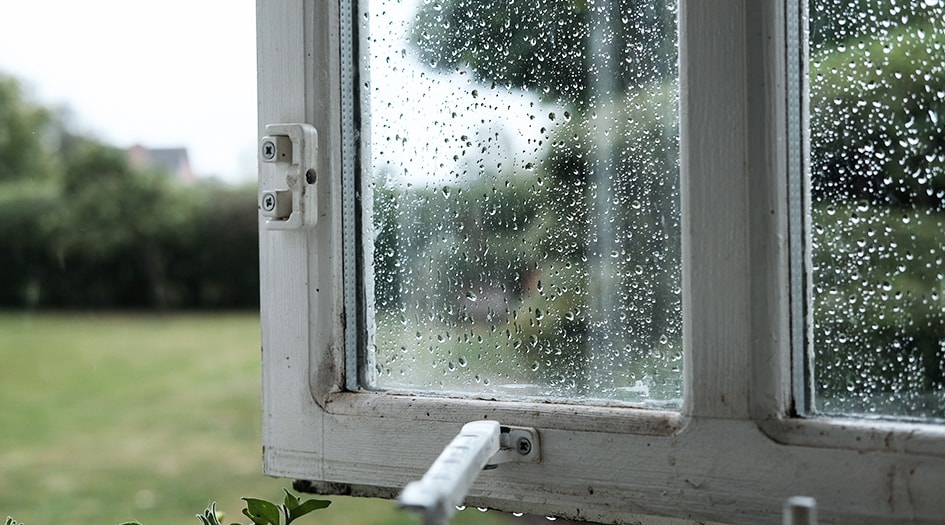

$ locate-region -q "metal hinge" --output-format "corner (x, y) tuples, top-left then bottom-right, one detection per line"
(398, 421), (540, 525)
(259, 123), (318, 229)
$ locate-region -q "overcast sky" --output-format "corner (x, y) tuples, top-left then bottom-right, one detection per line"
(0, 1), (549, 186)
(0, 1), (257, 183)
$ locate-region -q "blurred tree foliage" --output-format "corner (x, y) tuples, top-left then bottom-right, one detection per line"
(0, 74), (258, 310)
(0, 76), (55, 184)
(810, 17), (945, 208)
(412, 0), (677, 105)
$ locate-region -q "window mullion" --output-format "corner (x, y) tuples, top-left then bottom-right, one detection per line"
(680, 0), (753, 420)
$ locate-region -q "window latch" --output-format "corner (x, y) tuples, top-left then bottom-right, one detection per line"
(259, 123), (318, 229)
(397, 421), (540, 525)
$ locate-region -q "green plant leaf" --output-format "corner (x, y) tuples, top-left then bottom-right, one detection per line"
(241, 508), (267, 525)
(242, 498), (282, 525)
(283, 488), (301, 511)
(286, 497), (331, 524)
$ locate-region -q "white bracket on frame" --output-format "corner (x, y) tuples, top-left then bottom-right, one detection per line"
(259, 123), (318, 230)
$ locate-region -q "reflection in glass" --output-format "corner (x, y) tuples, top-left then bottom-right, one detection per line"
(810, 0), (945, 419)
(363, 0), (680, 405)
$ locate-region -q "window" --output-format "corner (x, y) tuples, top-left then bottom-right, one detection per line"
(365, 0), (682, 405)
(257, 2), (945, 524)
(808, 0), (945, 420)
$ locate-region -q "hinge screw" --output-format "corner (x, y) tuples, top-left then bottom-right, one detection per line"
(516, 437), (532, 456)
(262, 139), (276, 161)
(262, 192), (276, 212)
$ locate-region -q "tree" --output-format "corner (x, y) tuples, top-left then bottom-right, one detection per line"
(412, 0), (677, 105)
(810, 17), (945, 208)
(44, 138), (195, 308)
(0, 75), (55, 183)
(0, 72), (261, 310)
(0, 75), (60, 307)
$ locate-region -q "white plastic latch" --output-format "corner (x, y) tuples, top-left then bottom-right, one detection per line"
(397, 421), (540, 525)
(259, 123), (318, 229)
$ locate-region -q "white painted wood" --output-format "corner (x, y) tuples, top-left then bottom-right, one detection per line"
(258, 1), (945, 524)
(680, 0), (752, 421)
(285, 407), (945, 524)
(257, 0), (345, 482)
(744, 0), (795, 422)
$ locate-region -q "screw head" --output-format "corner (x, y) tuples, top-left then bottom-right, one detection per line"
(261, 140), (276, 161)
(516, 437), (532, 456)
(262, 192), (276, 212)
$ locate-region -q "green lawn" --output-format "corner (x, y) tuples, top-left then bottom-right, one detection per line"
(0, 313), (511, 525)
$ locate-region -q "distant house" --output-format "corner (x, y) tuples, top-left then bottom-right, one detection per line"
(127, 145), (197, 185)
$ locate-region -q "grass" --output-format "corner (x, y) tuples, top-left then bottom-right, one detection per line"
(0, 313), (511, 525)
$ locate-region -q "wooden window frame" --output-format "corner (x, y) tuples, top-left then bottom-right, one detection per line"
(256, 2), (945, 523)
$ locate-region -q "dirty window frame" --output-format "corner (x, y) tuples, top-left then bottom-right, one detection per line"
(256, 2), (945, 524)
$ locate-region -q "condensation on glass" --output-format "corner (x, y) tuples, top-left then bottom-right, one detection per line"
(809, 0), (945, 419)
(360, 0), (681, 406)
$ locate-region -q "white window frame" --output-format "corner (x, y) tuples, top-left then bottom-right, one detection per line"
(256, 2), (945, 523)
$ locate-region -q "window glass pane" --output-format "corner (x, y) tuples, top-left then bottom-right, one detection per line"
(810, 0), (945, 419)
(364, 0), (681, 406)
